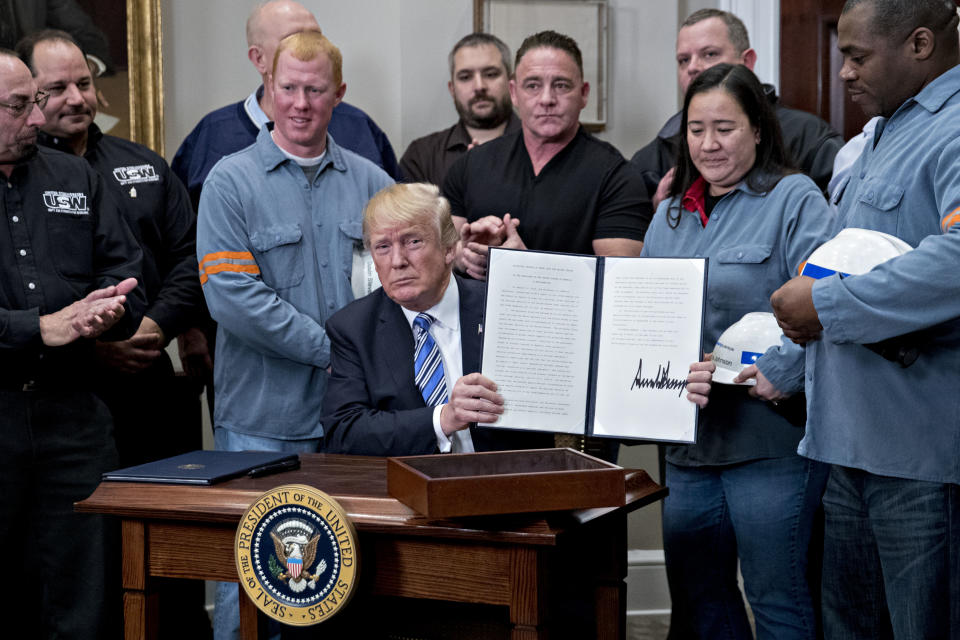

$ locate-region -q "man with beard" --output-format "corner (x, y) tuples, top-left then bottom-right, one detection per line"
(400, 33), (518, 186)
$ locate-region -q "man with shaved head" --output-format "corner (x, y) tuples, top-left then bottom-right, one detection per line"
(771, 0), (960, 636)
(0, 49), (143, 637)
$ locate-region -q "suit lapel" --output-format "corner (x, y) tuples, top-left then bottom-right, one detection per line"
(377, 292), (423, 406)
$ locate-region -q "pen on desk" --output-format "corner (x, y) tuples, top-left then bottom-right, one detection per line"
(247, 458), (301, 478)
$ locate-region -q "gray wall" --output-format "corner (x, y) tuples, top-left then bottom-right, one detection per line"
(162, 0), (681, 163)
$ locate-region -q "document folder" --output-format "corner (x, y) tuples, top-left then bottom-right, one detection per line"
(102, 450), (300, 485)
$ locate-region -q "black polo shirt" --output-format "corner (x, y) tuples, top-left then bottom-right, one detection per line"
(443, 127), (651, 255)
(0, 146), (144, 388)
(40, 125), (203, 339)
(400, 112), (521, 186)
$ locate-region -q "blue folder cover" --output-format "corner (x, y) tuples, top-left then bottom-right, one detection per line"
(102, 450), (300, 485)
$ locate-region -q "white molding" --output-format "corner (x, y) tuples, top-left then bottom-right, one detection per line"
(718, 0), (781, 91)
(626, 549), (670, 615)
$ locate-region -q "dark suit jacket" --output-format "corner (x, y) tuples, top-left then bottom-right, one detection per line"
(321, 275), (551, 456)
(13, 0), (114, 71)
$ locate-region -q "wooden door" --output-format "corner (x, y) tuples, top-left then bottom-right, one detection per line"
(779, 0), (869, 141)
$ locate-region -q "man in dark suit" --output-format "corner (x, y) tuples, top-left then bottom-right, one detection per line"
(322, 182), (547, 455)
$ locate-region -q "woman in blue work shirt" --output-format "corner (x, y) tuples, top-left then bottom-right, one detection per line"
(641, 63), (836, 639)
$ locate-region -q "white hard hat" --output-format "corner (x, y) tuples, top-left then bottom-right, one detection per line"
(799, 228), (913, 279)
(712, 312), (784, 385)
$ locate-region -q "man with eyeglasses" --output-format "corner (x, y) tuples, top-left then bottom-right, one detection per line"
(18, 29), (204, 464)
(0, 49), (144, 637)
(15, 30), (211, 636)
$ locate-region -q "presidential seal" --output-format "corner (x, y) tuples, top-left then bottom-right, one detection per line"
(235, 484), (358, 626)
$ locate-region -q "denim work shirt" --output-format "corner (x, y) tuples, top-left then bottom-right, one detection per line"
(197, 126), (393, 439)
(802, 64), (960, 484)
(642, 173), (837, 465)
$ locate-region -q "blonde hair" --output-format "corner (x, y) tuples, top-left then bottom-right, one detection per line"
(363, 183), (459, 251)
(272, 31), (342, 85)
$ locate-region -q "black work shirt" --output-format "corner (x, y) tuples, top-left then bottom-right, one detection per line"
(40, 125), (203, 339)
(400, 112), (521, 186)
(0, 146), (144, 388)
(443, 127), (651, 255)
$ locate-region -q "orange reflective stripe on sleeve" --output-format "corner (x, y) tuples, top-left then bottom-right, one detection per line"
(198, 251), (260, 286)
(199, 251), (256, 270)
(941, 207), (960, 233)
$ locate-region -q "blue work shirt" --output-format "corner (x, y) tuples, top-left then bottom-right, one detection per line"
(197, 126), (393, 440)
(643, 173), (837, 465)
(802, 64), (960, 484)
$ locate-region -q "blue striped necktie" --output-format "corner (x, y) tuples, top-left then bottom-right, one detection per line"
(413, 313), (448, 407)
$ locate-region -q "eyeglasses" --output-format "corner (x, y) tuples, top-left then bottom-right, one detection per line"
(0, 90), (49, 118)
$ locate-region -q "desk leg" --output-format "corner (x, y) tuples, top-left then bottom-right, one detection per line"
(121, 520), (158, 640)
(509, 547), (546, 640)
(594, 515), (627, 640)
(238, 584), (269, 640)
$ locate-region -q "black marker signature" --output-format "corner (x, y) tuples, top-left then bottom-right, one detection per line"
(630, 359), (686, 397)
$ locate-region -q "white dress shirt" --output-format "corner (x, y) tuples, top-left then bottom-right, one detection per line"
(401, 277), (475, 453)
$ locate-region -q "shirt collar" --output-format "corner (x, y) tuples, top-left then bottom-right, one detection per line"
(681, 176), (759, 225)
(902, 63), (960, 116)
(681, 176), (710, 227)
(258, 123), (346, 174)
(449, 111), (521, 151)
(400, 275), (460, 335)
(36, 122), (102, 157)
(244, 85), (270, 129)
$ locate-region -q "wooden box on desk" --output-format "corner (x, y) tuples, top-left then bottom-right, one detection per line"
(386, 447), (625, 518)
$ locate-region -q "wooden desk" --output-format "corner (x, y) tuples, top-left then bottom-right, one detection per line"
(77, 453), (665, 639)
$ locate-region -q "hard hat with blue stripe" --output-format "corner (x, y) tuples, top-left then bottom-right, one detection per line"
(712, 312), (785, 385)
(798, 228), (913, 279)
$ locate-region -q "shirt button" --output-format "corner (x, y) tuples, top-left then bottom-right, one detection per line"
(11, 216), (18, 223)
(736, 251), (743, 259)
(321, 260), (328, 267)
(27, 282), (36, 290)
(328, 302), (335, 309)
(18, 249), (26, 256)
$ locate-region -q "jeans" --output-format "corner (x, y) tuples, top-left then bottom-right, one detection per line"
(212, 427), (322, 640)
(663, 457), (829, 639)
(821, 465), (960, 640)
(0, 391), (119, 640)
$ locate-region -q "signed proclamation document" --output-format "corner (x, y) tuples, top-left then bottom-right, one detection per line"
(480, 248), (706, 443)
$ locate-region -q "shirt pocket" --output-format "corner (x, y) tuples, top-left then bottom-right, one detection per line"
(852, 178), (904, 236)
(338, 221), (365, 280)
(46, 215), (94, 281)
(709, 244), (775, 314)
(249, 223), (304, 289)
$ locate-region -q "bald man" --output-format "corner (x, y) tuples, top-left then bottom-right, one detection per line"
(172, 0), (400, 211)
